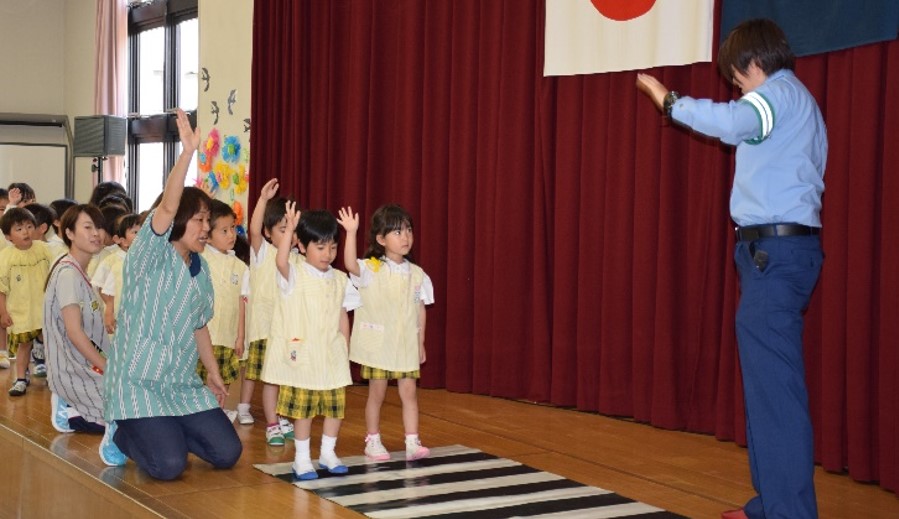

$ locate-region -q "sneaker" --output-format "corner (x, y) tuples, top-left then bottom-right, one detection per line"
(405, 436), (430, 461)
(364, 434), (391, 461)
(0, 351), (9, 369)
(8, 379), (26, 397)
(33, 363), (47, 377)
(292, 460), (318, 480)
(224, 409), (238, 423)
(266, 424), (285, 446)
(51, 393), (74, 433)
(99, 421), (127, 466)
(237, 404), (254, 425)
(279, 417), (295, 440)
(318, 451), (349, 474)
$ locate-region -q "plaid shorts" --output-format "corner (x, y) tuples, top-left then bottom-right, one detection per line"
(360, 364), (420, 380)
(197, 345), (240, 385)
(277, 386), (346, 420)
(8, 329), (41, 357)
(244, 339), (267, 381)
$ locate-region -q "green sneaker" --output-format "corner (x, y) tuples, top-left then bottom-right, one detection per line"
(266, 424), (285, 446)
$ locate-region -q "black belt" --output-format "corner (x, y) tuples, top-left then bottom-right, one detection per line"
(735, 223), (820, 242)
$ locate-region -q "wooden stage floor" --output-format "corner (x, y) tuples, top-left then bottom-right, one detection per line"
(2, 365), (897, 518)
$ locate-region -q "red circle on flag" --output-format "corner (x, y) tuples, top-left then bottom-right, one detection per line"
(590, 0), (656, 21)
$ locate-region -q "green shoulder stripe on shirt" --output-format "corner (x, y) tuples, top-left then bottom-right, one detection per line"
(739, 91), (775, 145)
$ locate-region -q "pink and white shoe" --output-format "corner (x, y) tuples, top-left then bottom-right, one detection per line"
(405, 436), (430, 461)
(364, 434), (391, 461)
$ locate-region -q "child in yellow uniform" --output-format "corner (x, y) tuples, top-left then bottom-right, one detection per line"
(262, 202), (360, 480)
(0, 208), (56, 395)
(199, 200), (248, 423)
(93, 214), (141, 335)
(338, 204), (435, 461)
(243, 178), (297, 444)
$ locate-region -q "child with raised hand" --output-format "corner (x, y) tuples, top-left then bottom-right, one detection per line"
(93, 214), (141, 335)
(262, 202), (360, 480)
(337, 204), (435, 461)
(25, 203), (65, 259)
(0, 208), (56, 394)
(243, 178), (297, 441)
(199, 199), (248, 422)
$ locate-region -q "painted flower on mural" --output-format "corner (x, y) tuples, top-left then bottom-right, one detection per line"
(222, 135), (241, 163)
(234, 164), (249, 194)
(232, 200), (244, 226)
(204, 128), (221, 158)
(204, 171), (220, 194)
(215, 161), (234, 190)
(198, 151), (213, 173)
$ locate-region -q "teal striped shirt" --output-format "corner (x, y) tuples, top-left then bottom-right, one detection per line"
(104, 213), (218, 420)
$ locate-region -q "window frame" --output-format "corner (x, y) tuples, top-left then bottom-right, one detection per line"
(127, 0), (198, 206)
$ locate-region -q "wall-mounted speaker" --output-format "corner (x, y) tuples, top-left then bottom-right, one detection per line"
(73, 115), (126, 157)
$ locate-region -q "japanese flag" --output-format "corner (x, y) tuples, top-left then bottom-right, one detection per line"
(544, 0), (714, 76)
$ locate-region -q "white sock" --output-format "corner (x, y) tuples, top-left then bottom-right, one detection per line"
(366, 432), (381, 442)
(237, 403), (250, 413)
(294, 438), (313, 472)
(405, 433), (420, 443)
(321, 434), (337, 457)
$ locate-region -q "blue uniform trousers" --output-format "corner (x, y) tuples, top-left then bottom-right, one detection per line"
(734, 235), (822, 519)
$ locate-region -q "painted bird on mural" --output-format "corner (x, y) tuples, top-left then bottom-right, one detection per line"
(227, 89), (237, 115)
(201, 67), (210, 92)
(211, 101), (220, 125)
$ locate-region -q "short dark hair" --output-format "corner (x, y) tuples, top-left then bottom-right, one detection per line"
(233, 232), (250, 265)
(100, 203), (129, 236)
(297, 210), (339, 248)
(1, 207), (37, 235)
(170, 187), (212, 242)
(49, 199), (78, 234)
(24, 203), (56, 231)
(263, 196), (291, 234)
(58, 205), (105, 248)
(7, 183), (36, 203)
(89, 181), (127, 207)
(0, 188), (8, 199)
(209, 199), (236, 227)
(99, 193), (134, 212)
(718, 18), (795, 84)
(115, 213), (141, 239)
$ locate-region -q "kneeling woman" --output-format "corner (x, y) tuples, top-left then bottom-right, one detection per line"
(103, 109), (242, 479)
(45, 205), (114, 440)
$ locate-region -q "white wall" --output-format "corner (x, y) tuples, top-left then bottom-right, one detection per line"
(0, 0), (96, 203)
(65, 0), (100, 204)
(0, 0), (66, 114)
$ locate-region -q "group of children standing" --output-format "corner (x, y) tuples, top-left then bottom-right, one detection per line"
(240, 178), (434, 479)
(0, 176), (435, 481)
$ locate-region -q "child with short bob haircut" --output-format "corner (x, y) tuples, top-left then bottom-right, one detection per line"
(199, 199), (248, 422)
(0, 208), (56, 394)
(338, 204), (435, 461)
(93, 213), (141, 334)
(243, 178), (298, 442)
(25, 203), (65, 259)
(262, 202), (360, 479)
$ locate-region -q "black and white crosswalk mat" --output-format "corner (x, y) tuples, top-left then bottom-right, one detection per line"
(254, 444), (685, 518)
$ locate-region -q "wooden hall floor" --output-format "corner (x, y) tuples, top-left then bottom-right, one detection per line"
(2, 366), (897, 518)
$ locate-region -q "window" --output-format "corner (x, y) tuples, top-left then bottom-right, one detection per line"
(128, 0), (198, 211)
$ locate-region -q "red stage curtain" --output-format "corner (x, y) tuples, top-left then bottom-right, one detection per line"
(251, 0), (899, 492)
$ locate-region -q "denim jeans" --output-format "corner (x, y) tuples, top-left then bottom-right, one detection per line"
(114, 408), (242, 480)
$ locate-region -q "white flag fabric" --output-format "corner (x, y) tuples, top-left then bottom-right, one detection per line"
(544, 0), (714, 76)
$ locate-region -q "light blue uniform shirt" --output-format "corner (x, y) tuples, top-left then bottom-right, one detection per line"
(671, 69), (827, 227)
(104, 212), (218, 420)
